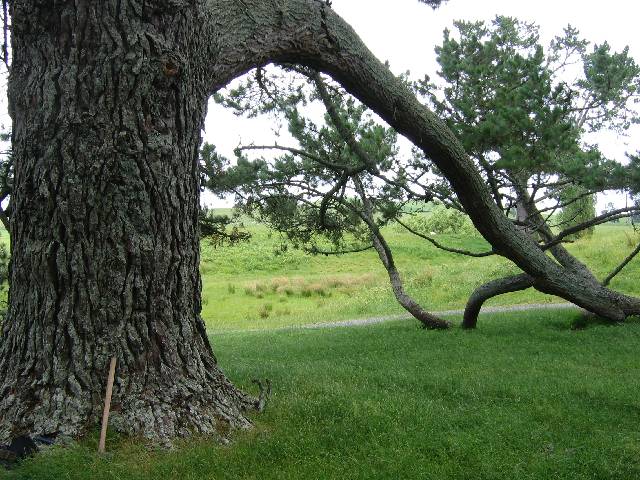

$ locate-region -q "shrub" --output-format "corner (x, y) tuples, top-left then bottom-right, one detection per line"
(403, 205), (477, 236)
(257, 303), (273, 319)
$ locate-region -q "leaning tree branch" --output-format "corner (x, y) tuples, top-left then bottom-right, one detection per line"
(352, 176), (449, 329)
(542, 207), (640, 250)
(602, 242), (640, 287)
(205, 0), (640, 320)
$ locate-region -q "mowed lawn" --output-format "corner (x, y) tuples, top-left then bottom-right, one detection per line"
(201, 222), (640, 331)
(8, 309), (640, 479)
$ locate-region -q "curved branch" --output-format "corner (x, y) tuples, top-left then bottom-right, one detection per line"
(318, 173), (348, 229)
(462, 274), (535, 329)
(394, 217), (495, 258)
(352, 177), (449, 329)
(202, 0), (640, 320)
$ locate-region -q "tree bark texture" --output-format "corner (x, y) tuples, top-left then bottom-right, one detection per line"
(0, 0), (258, 443)
(1, 0), (639, 443)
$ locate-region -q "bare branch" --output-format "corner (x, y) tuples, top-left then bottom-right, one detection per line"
(306, 244), (374, 256)
(543, 207), (640, 249)
(394, 217), (495, 258)
(603, 242), (640, 287)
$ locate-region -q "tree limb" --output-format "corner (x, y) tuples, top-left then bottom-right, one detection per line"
(394, 217), (495, 258)
(602, 242), (640, 287)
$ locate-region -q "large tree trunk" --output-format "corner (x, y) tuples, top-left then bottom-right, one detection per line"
(1, 0), (639, 444)
(0, 0), (257, 443)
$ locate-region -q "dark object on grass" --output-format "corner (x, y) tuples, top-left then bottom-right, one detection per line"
(0, 435), (38, 469)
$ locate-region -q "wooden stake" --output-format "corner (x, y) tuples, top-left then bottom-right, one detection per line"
(98, 356), (117, 454)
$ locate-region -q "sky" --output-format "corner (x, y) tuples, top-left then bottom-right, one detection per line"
(204, 0), (640, 211)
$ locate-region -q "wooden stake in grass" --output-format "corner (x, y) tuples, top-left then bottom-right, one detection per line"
(98, 356), (117, 454)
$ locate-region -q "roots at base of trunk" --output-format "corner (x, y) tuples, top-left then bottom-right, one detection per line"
(0, 373), (261, 446)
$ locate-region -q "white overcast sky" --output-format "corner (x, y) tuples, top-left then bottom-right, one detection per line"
(204, 0), (640, 211)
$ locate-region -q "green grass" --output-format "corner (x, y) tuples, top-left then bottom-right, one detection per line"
(7, 310), (640, 479)
(4, 219), (640, 478)
(201, 222), (640, 331)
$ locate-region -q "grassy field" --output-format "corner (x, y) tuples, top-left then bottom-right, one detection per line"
(201, 220), (640, 331)
(7, 310), (640, 479)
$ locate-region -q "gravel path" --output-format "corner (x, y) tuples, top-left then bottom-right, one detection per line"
(302, 302), (579, 329)
(219, 302), (581, 334)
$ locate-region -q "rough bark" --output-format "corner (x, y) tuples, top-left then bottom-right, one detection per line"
(0, 0), (258, 444)
(462, 274), (534, 329)
(1, 0), (639, 444)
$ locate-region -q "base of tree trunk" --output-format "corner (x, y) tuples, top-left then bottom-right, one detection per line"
(0, 361), (259, 446)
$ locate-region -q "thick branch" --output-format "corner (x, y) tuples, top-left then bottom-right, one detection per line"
(462, 274), (535, 329)
(202, 0), (640, 321)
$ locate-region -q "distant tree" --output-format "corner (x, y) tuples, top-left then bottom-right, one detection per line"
(558, 185), (596, 237)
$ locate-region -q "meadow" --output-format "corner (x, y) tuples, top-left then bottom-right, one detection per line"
(200, 217), (640, 331)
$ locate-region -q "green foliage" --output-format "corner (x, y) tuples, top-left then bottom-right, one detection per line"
(198, 207), (251, 247)
(402, 204), (477, 235)
(207, 18), (640, 263)
(419, 16), (640, 228)
(206, 66), (405, 255)
(417, 0), (447, 7)
(9, 311), (640, 479)
(558, 185), (596, 239)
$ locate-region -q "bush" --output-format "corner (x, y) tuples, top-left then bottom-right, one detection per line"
(403, 205), (477, 235)
(558, 185), (596, 239)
